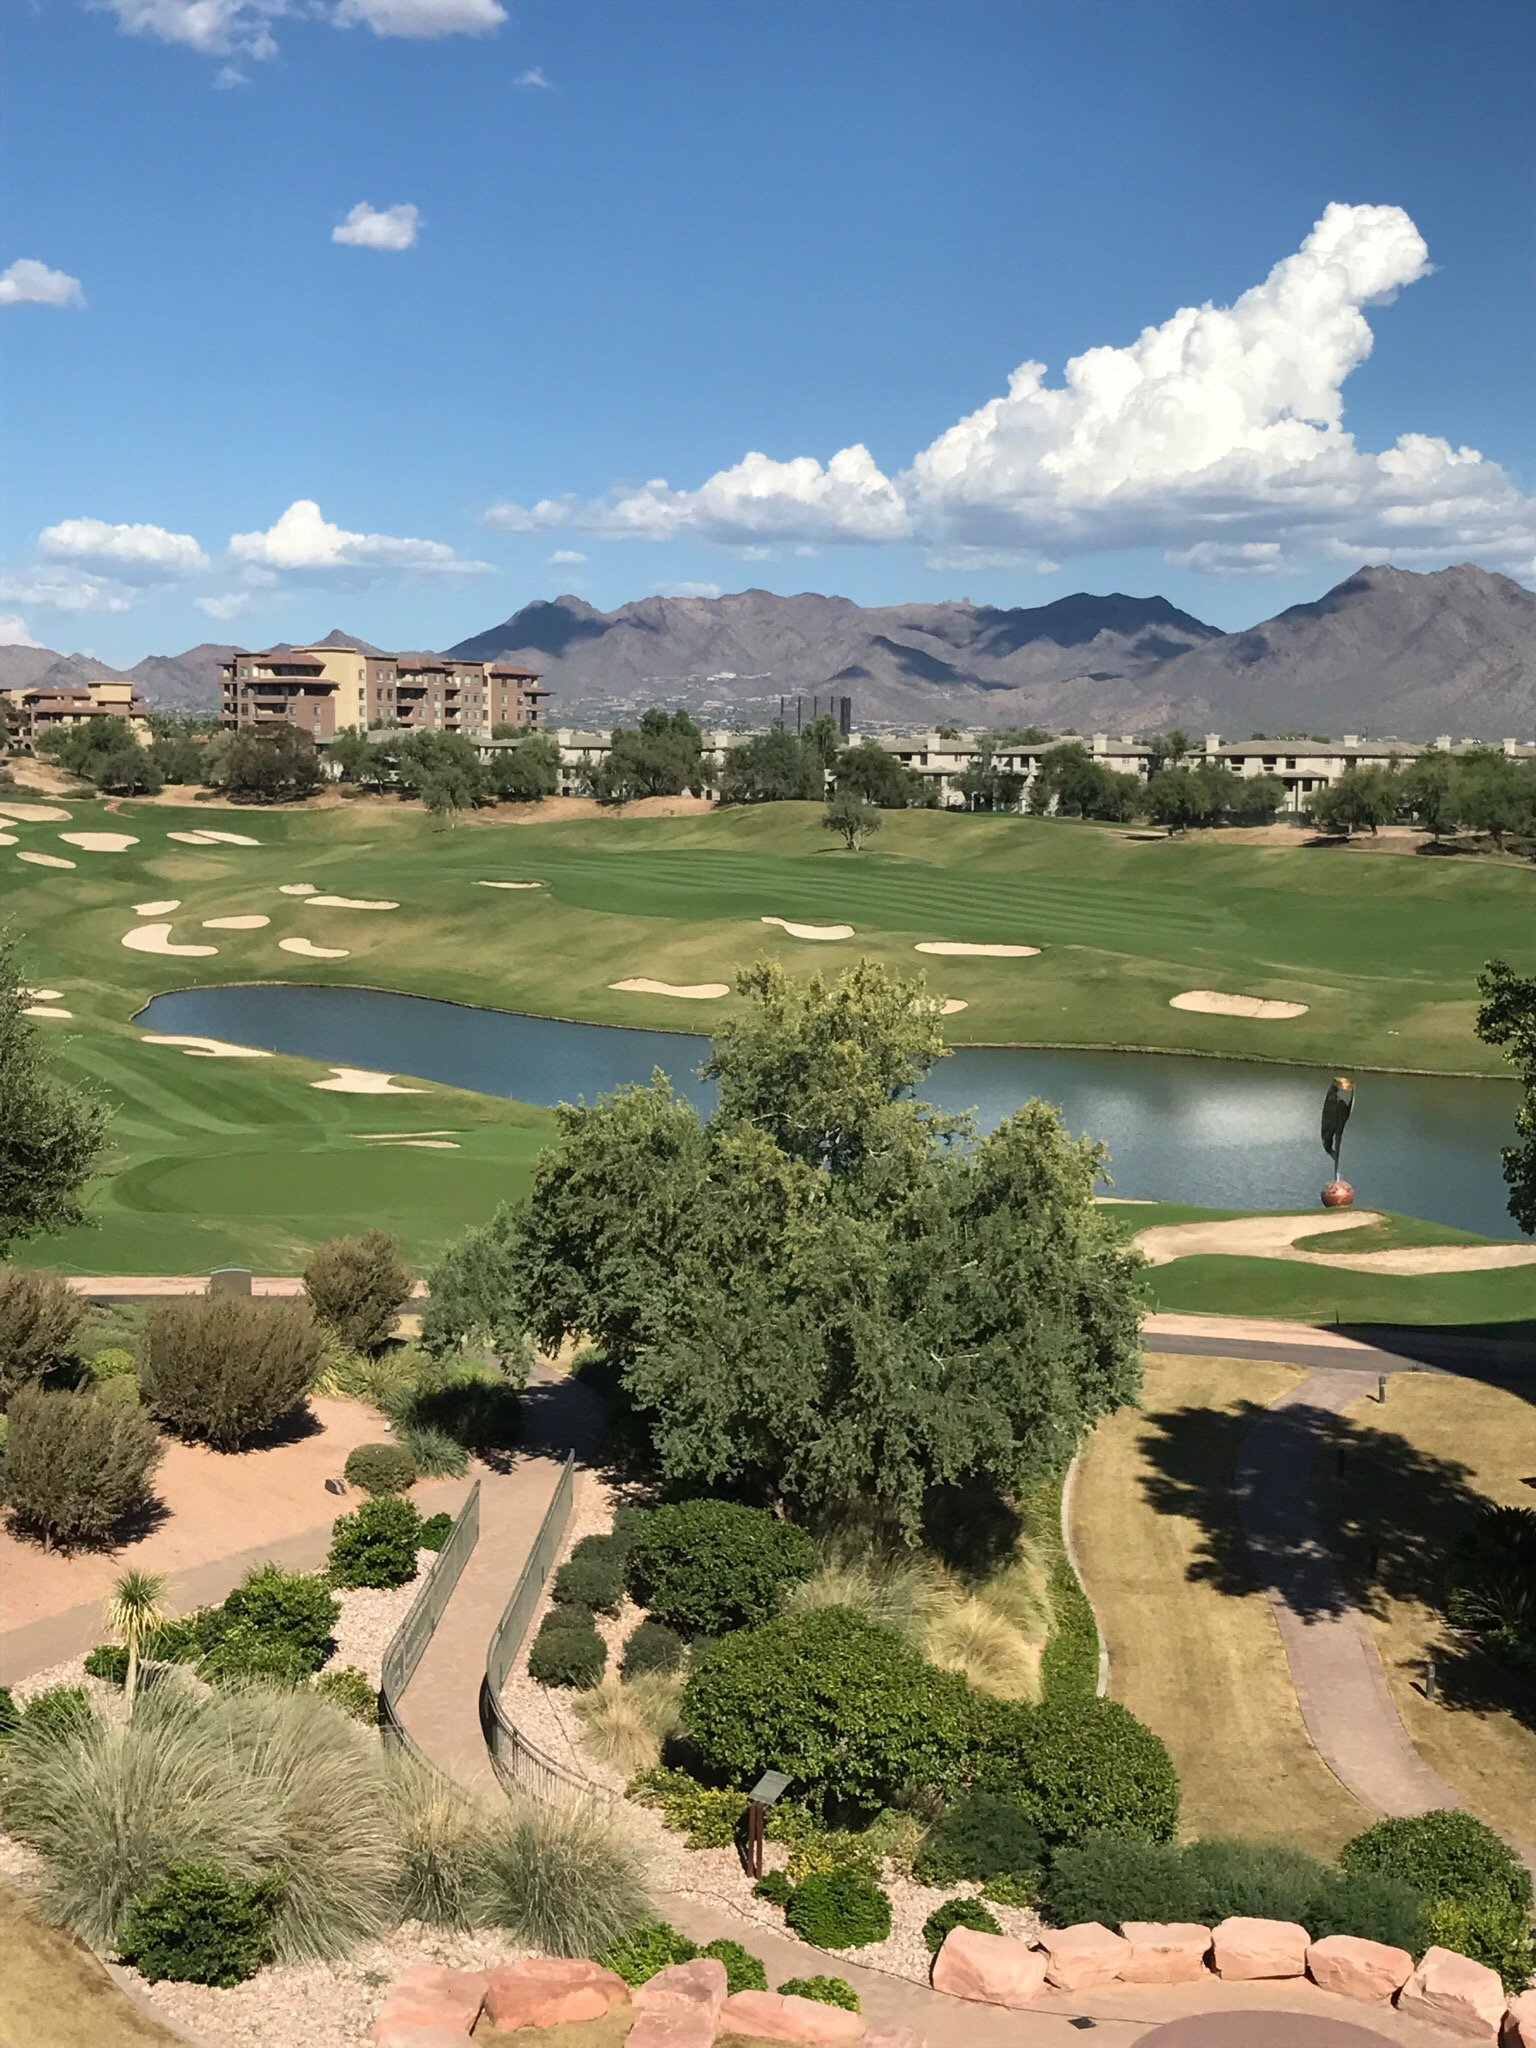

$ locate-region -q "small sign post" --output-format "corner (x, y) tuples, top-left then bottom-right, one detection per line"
(745, 1769), (791, 1879)
(209, 1266), (253, 1298)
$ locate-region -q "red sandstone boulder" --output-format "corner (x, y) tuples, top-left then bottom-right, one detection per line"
(1305, 1933), (1414, 2003)
(628, 1957), (729, 2048)
(371, 2026), (475, 2048)
(1503, 1990), (1536, 2048)
(931, 1926), (1047, 2007)
(371, 1963), (489, 2041)
(484, 1958), (628, 2031)
(1398, 1946), (1508, 2043)
(1210, 1916), (1310, 1980)
(1117, 1922), (1212, 1984)
(1037, 1922), (1130, 1991)
(719, 1991), (864, 2044)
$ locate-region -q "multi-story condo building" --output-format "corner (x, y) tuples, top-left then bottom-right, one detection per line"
(220, 642), (548, 738)
(2, 678), (152, 752)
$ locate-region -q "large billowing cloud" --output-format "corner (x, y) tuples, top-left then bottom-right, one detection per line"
(228, 499), (491, 579)
(486, 205), (1534, 579)
(39, 517), (209, 581)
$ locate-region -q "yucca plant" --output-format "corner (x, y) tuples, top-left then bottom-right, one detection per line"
(104, 1569), (168, 1714)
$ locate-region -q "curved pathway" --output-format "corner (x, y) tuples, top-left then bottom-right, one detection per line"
(1235, 1367), (1536, 1882)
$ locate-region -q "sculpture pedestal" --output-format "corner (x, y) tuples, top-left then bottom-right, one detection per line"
(1321, 1179), (1355, 1208)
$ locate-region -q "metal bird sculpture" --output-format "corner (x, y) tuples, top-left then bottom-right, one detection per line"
(1321, 1075), (1355, 1173)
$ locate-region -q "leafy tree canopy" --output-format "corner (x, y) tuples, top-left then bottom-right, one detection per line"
(720, 727), (823, 804)
(593, 710), (706, 802)
(0, 940), (109, 1257)
(833, 740), (922, 809)
(1476, 959), (1536, 1234)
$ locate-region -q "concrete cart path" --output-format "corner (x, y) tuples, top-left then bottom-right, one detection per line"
(1235, 1367), (1536, 1882)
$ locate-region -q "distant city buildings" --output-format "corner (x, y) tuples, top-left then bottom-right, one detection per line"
(218, 642), (550, 739)
(2, 678), (151, 752)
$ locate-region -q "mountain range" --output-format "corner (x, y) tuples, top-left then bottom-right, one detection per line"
(3, 564), (1532, 739)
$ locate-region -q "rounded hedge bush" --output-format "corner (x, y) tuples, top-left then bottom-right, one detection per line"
(754, 1870), (795, 1909)
(778, 1977), (859, 2011)
(1304, 1867), (1426, 1956)
(528, 1615), (606, 1690)
(199, 1624), (313, 1689)
(311, 1666), (378, 1723)
(700, 1938), (768, 1993)
(682, 1608), (975, 1814)
(622, 1620), (686, 1679)
(20, 1686), (93, 1742)
(625, 1499), (816, 1637)
(117, 1863), (282, 1987)
(785, 1866), (891, 1950)
(89, 1346), (138, 1384)
(980, 1697), (1179, 1847)
(220, 1564), (339, 1669)
(1341, 1809), (1532, 1912)
(1039, 1832), (1193, 1927)
(1424, 1893), (1535, 1993)
(420, 1511), (453, 1551)
(343, 1442), (417, 1497)
(922, 1896), (1001, 1952)
(1180, 1838), (1331, 1925)
(555, 1533), (628, 1614)
(912, 1788), (1044, 1887)
(327, 1497), (423, 1590)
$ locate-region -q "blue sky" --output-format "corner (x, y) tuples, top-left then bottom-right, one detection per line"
(3, 0), (1533, 664)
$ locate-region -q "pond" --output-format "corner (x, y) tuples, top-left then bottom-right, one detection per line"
(134, 982), (1526, 1239)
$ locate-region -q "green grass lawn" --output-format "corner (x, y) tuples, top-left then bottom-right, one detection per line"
(3, 792), (1532, 1278)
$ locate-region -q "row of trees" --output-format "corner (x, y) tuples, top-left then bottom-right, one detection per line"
(35, 715), (327, 806)
(329, 726), (561, 818)
(1309, 749), (1536, 844)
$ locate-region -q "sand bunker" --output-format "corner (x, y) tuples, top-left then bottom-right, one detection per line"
(122, 923), (219, 958)
(23, 1005), (72, 1020)
(306, 895), (399, 911)
(142, 1034), (272, 1059)
(167, 831), (220, 845)
(21, 987), (63, 1002)
(17, 851), (76, 870)
(134, 898), (181, 915)
(1170, 990), (1309, 1020)
(1134, 1209), (1536, 1276)
(477, 880), (543, 890)
(358, 1129), (457, 1139)
(611, 978), (730, 1000)
(915, 941), (1039, 959)
(194, 830), (260, 847)
(760, 917), (854, 941)
(0, 800), (70, 822)
(280, 883), (319, 896)
(367, 1137), (459, 1149)
(0, 833), (17, 847)
(279, 936), (350, 960)
(60, 831), (139, 852)
(203, 914), (271, 930)
(938, 999), (969, 1016)
(311, 1068), (423, 1095)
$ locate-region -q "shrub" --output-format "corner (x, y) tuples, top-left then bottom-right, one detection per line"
(0, 1265), (84, 1404)
(302, 1231), (414, 1355)
(198, 1625), (314, 1689)
(1446, 1505), (1536, 1672)
(1304, 1868), (1426, 1955)
(394, 1366), (521, 1464)
(575, 1675), (683, 1775)
(778, 1977), (859, 2011)
(979, 1697), (1179, 1847)
(117, 1863), (281, 1986)
(625, 1500), (816, 1637)
(754, 1870), (795, 1909)
(1341, 1810), (1532, 1913)
(1180, 1837), (1331, 1925)
(343, 1442), (417, 1496)
(597, 1916), (700, 1985)
(982, 1870), (1038, 1907)
(89, 1346), (138, 1384)
(21, 1685), (94, 1742)
(3, 1385), (162, 1549)
(389, 1766), (488, 1932)
(221, 1565), (339, 1671)
(682, 1609), (975, 1814)
(700, 1938), (768, 1992)
(328, 1497), (423, 1591)
(555, 1533), (628, 1614)
(477, 1798), (649, 1958)
(622, 1619), (685, 1678)
(0, 1687), (18, 1739)
(398, 1422), (469, 1479)
(85, 1643), (130, 1686)
(139, 1296), (322, 1450)
(786, 1866), (892, 1949)
(420, 1511), (453, 1551)
(1040, 1832), (1194, 1926)
(312, 1666), (378, 1724)
(629, 1766), (748, 1849)
(1, 1684), (399, 1960)
(1424, 1892), (1535, 1993)
(528, 1614), (606, 1690)
(912, 1788), (1044, 1887)
(922, 1896), (1001, 1952)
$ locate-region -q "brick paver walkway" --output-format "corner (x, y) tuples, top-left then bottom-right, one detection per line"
(1236, 1367), (1536, 1881)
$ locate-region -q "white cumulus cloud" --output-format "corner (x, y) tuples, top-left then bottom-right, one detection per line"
(333, 0), (506, 35)
(332, 202), (419, 251)
(99, 0), (281, 59)
(0, 614), (41, 646)
(228, 499), (491, 579)
(516, 66), (552, 88)
(0, 570), (137, 614)
(196, 592), (255, 620)
(653, 581), (724, 599)
(548, 549), (587, 565)
(0, 259), (85, 308)
(483, 496), (576, 532)
(493, 204), (1534, 579)
(38, 517), (209, 582)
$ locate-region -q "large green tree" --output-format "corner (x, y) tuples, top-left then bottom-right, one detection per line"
(0, 940), (110, 1256)
(719, 727), (823, 804)
(499, 960), (1142, 1535)
(592, 710), (706, 801)
(1476, 959), (1536, 1234)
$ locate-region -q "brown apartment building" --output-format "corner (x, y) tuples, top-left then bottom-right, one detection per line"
(219, 643), (548, 739)
(3, 678), (152, 752)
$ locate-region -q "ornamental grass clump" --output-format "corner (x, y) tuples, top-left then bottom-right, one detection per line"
(139, 1295), (322, 1451)
(477, 1798), (649, 1958)
(389, 1763), (490, 1931)
(574, 1674), (683, 1775)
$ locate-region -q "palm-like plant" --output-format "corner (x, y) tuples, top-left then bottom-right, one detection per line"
(104, 1568), (168, 1712)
